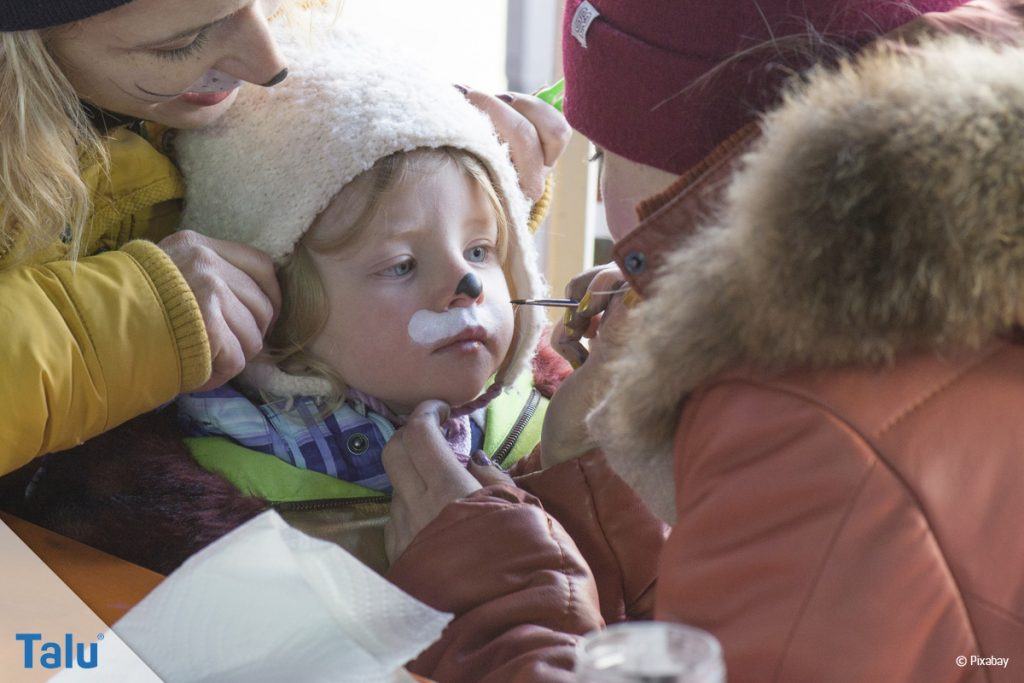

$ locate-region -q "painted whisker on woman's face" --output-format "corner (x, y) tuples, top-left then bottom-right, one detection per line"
(45, 0), (288, 129)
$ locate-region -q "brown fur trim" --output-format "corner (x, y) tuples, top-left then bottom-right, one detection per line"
(590, 37), (1024, 520)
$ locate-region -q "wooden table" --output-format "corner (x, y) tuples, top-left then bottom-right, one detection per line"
(1, 513), (164, 626)
(1, 514), (434, 682)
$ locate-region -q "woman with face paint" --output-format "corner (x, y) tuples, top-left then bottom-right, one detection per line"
(0, 0), (570, 478)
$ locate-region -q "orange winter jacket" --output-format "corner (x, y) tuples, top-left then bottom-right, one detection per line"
(593, 31), (1024, 683)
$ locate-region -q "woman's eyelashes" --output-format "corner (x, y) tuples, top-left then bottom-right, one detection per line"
(153, 29), (211, 62)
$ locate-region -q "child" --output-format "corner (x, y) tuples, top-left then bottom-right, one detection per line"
(171, 29), (551, 572)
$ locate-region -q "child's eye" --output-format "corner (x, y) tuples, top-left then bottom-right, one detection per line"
(379, 259), (415, 278)
(465, 245), (491, 263)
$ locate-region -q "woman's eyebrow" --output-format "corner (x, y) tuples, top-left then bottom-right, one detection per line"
(134, 14), (230, 49)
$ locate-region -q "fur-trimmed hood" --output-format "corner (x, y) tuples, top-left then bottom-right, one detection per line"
(591, 37), (1024, 521)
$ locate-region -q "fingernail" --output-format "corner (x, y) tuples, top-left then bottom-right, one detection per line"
(563, 308), (574, 327)
(577, 292), (592, 314)
(453, 84), (469, 96)
(471, 450), (492, 466)
(569, 357), (582, 370)
(623, 289), (641, 308)
(497, 93), (515, 104)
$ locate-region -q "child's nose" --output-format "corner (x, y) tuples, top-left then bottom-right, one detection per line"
(448, 272), (484, 308)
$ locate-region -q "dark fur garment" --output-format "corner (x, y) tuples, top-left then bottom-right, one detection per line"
(0, 410), (267, 575)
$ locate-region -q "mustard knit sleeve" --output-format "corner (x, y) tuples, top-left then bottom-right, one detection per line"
(120, 240), (210, 391)
(0, 244), (210, 475)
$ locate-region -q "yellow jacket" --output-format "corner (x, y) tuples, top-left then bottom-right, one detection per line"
(0, 125), (210, 475)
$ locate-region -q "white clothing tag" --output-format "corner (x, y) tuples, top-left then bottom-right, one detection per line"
(571, 1), (601, 49)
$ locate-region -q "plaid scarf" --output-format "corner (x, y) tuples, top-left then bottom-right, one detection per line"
(178, 386), (482, 493)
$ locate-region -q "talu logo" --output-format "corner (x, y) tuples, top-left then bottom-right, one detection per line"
(16, 632), (101, 669)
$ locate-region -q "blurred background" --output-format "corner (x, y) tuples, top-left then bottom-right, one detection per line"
(336, 0), (608, 312)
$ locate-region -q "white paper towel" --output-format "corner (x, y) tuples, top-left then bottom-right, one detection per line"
(55, 511), (450, 682)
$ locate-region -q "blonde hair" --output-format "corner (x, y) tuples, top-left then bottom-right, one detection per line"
(0, 0), (336, 269)
(264, 146), (516, 409)
(0, 30), (108, 267)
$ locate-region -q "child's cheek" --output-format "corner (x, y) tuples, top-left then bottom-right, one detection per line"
(380, 304), (420, 356)
(484, 271), (515, 355)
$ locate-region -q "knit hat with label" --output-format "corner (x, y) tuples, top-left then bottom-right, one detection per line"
(1, 1), (134, 31)
(175, 26), (547, 399)
(561, 0), (968, 175)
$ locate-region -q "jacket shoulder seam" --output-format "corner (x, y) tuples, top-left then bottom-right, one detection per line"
(874, 347), (1002, 438)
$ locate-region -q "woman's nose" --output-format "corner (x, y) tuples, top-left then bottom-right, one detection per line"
(214, 4), (289, 87)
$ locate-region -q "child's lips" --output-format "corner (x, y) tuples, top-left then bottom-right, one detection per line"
(433, 327), (490, 353)
(178, 89), (236, 107)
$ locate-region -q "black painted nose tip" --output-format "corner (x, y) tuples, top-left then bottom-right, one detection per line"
(261, 68), (289, 88)
(456, 272), (483, 299)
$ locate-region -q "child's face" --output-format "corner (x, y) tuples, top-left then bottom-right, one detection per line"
(304, 158), (515, 414)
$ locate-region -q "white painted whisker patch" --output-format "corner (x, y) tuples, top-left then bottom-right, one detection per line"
(408, 307), (497, 346)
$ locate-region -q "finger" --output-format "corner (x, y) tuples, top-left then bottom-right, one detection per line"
(564, 264), (612, 301)
(468, 451), (515, 488)
(409, 399), (452, 426)
(385, 495), (411, 564)
(585, 294), (633, 361)
(382, 436), (427, 495)
(500, 92), (572, 167)
(580, 267), (627, 314)
(463, 88), (546, 200)
(217, 292), (266, 361)
(203, 235), (283, 320)
(569, 268), (627, 333)
(552, 319), (589, 368)
(199, 313), (246, 390)
(215, 258), (276, 337)
(383, 401), (453, 492)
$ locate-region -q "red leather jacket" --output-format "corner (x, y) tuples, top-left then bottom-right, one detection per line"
(591, 31), (1024, 683)
(387, 450), (667, 682)
(392, 6), (1024, 682)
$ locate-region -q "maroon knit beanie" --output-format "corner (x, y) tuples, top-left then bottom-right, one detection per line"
(562, 0), (968, 175)
(1, 0), (134, 31)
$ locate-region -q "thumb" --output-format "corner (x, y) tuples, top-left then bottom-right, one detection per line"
(468, 451), (515, 487)
(409, 399), (452, 428)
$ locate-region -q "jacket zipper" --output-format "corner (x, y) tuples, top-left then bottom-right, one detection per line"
(272, 495), (390, 512)
(491, 388), (541, 467)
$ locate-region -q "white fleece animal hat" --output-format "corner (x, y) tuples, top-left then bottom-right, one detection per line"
(176, 28), (546, 398)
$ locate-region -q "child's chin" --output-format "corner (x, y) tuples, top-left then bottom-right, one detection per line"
(433, 377), (494, 408)
(441, 387), (488, 408)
